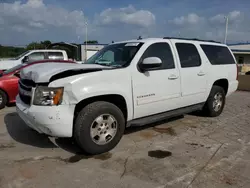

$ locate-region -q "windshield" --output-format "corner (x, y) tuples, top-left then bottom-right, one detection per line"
(14, 50), (30, 60)
(2, 63), (26, 75)
(85, 42), (143, 67)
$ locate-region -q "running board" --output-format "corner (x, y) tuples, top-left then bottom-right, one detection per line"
(127, 103), (204, 127)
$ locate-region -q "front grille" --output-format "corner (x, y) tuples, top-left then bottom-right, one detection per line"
(18, 79), (33, 105)
(20, 79), (36, 88)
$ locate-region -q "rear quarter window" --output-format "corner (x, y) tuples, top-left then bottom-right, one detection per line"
(200, 45), (235, 65)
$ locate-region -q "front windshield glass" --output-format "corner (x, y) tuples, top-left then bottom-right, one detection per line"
(85, 42), (143, 67)
(14, 50), (30, 60)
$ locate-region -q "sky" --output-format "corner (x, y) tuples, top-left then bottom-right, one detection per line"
(0, 0), (250, 46)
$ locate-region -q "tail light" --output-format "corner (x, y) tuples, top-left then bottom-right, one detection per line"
(236, 64), (239, 80)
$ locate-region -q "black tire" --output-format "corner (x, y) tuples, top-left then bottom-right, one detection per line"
(202, 85), (226, 117)
(0, 90), (7, 110)
(74, 101), (125, 155)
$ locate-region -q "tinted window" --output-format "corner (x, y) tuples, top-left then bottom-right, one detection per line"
(140, 43), (175, 69)
(85, 42), (143, 68)
(176, 43), (201, 68)
(48, 52), (64, 60)
(200, 45), (235, 65)
(28, 52), (45, 61)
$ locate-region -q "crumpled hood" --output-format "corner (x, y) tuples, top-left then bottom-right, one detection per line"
(20, 62), (111, 83)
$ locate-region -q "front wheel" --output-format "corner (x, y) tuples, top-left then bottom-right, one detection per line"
(202, 86), (226, 117)
(0, 90), (7, 110)
(74, 101), (125, 155)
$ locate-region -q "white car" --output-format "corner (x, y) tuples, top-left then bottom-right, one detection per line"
(16, 37), (239, 154)
(0, 49), (68, 71)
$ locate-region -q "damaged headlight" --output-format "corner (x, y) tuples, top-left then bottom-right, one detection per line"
(33, 86), (64, 106)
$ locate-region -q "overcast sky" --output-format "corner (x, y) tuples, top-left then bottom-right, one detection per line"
(0, 0), (250, 46)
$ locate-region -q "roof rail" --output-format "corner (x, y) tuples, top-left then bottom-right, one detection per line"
(163, 37), (221, 44)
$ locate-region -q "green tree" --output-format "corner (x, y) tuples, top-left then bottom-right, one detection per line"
(84, 40), (98, 44)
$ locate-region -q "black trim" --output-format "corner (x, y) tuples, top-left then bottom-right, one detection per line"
(49, 69), (103, 83)
(163, 37), (221, 43)
(127, 103), (204, 127)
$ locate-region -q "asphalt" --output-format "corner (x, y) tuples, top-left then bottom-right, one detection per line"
(0, 91), (250, 188)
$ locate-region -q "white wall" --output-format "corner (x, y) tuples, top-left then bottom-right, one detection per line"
(234, 54), (250, 64)
(230, 44), (250, 51)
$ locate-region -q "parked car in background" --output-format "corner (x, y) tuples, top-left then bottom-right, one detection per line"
(16, 37), (238, 155)
(0, 49), (69, 71)
(0, 59), (76, 109)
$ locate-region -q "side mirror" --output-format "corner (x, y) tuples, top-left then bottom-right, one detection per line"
(14, 71), (20, 78)
(22, 56), (29, 63)
(139, 57), (162, 72)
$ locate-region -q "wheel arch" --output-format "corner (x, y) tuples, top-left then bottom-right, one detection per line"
(73, 94), (128, 124)
(212, 78), (229, 95)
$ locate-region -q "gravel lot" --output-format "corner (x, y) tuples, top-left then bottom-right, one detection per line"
(0, 91), (250, 188)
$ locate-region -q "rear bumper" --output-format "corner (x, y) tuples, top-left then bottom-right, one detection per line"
(16, 95), (75, 137)
(227, 80), (239, 96)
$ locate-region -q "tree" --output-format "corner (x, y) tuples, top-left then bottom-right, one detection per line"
(41, 40), (52, 48)
(84, 40), (98, 44)
(26, 40), (52, 50)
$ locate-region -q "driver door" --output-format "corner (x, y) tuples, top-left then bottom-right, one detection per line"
(132, 42), (182, 119)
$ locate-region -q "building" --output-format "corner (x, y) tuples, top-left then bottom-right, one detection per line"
(229, 43), (250, 74)
(48, 42), (107, 62)
(80, 44), (107, 61)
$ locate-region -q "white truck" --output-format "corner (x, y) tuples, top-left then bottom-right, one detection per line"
(16, 37), (239, 155)
(0, 49), (68, 71)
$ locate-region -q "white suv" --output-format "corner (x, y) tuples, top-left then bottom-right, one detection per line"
(16, 37), (239, 154)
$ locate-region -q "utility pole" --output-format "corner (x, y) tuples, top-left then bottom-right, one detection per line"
(85, 20), (88, 62)
(224, 15), (229, 44)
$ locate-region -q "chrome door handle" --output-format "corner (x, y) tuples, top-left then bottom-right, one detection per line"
(168, 75), (178, 80)
(197, 72), (205, 76)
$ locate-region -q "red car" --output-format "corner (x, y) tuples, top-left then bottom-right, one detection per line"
(0, 59), (76, 109)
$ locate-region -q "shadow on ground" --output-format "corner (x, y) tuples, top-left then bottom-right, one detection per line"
(125, 115), (184, 135)
(4, 112), (57, 148)
(4, 112), (184, 154)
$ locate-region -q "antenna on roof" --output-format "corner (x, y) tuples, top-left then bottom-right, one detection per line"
(137, 36), (142, 40)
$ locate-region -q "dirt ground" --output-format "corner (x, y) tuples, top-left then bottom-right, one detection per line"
(0, 91), (250, 188)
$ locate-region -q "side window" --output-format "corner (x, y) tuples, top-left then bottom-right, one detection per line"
(176, 43), (201, 68)
(140, 43), (175, 69)
(238, 56), (244, 64)
(28, 52), (45, 61)
(48, 52), (64, 60)
(200, 45), (235, 65)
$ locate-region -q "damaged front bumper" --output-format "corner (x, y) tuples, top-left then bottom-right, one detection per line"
(16, 95), (75, 137)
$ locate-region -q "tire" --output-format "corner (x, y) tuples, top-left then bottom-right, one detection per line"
(202, 85), (226, 117)
(74, 101), (125, 155)
(0, 90), (7, 110)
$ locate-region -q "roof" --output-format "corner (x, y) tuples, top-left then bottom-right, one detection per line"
(228, 42), (250, 46)
(30, 49), (67, 52)
(113, 37), (225, 46)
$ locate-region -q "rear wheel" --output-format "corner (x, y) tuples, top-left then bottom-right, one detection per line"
(74, 101), (125, 155)
(202, 86), (225, 117)
(0, 90), (7, 110)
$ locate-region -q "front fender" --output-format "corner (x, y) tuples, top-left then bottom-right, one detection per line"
(49, 69), (133, 120)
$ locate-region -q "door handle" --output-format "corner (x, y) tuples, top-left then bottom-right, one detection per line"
(197, 71), (205, 76)
(168, 75), (178, 80)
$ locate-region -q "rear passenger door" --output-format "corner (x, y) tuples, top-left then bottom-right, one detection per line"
(174, 42), (208, 105)
(132, 42), (182, 119)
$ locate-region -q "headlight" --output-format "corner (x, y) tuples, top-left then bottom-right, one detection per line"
(33, 86), (64, 106)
